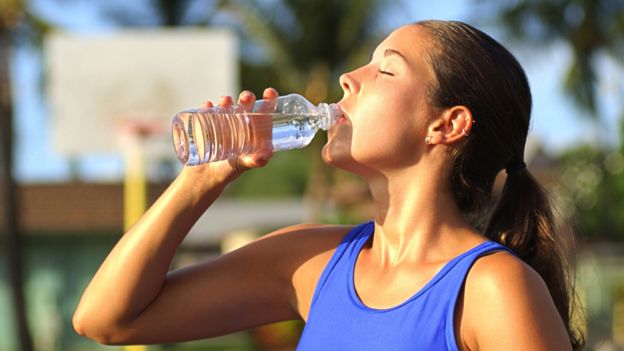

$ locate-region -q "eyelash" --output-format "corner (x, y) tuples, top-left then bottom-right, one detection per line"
(379, 70), (394, 76)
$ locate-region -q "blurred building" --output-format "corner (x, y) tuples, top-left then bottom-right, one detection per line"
(0, 181), (307, 350)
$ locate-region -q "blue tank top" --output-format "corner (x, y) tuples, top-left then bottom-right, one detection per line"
(296, 221), (514, 350)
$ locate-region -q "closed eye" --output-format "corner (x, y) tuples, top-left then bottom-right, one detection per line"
(379, 70), (395, 76)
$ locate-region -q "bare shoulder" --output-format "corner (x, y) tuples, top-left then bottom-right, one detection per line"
(225, 223), (352, 285)
(459, 250), (572, 350)
(255, 223), (355, 320)
(252, 223), (354, 263)
(260, 222), (354, 245)
(466, 250), (545, 299)
(261, 222), (355, 276)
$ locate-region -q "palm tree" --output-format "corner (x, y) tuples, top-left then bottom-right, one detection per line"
(0, 1), (49, 350)
(477, 0), (624, 116)
(218, 0), (397, 221)
(101, 0), (211, 27)
(479, 1), (624, 237)
(219, 0), (390, 103)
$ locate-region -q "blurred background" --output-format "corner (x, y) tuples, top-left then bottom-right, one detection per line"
(0, 0), (623, 350)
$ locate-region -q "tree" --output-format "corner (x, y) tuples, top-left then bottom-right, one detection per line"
(218, 0), (387, 101)
(479, 0), (624, 241)
(0, 1), (49, 350)
(101, 0), (212, 27)
(217, 0), (396, 220)
(555, 122), (624, 242)
(478, 0), (624, 116)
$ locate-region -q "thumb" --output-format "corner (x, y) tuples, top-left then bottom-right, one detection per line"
(238, 149), (273, 169)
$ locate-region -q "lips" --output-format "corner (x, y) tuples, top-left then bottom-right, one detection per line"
(335, 104), (350, 124)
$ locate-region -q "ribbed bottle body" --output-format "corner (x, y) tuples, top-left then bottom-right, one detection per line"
(172, 110), (252, 165)
(171, 94), (337, 165)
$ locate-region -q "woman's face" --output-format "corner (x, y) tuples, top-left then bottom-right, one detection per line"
(322, 24), (439, 176)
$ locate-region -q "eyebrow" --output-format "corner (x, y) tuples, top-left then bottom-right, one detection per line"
(383, 48), (408, 62)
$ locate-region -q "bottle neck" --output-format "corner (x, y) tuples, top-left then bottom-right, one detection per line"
(318, 103), (338, 130)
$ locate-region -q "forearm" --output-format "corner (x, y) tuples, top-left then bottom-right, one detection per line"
(74, 165), (238, 333)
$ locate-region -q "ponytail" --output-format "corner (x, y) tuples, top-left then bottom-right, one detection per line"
(417, 20), (584, 349)
(486, 168), (584, 350)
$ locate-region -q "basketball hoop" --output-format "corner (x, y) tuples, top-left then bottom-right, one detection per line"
(116, 116), (165, 138)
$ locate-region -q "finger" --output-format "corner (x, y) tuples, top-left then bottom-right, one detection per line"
(238, 148), (273, 169)
(218, 95), (234, 110)
(258, 87), (279, 113)
(238, 90), (256, 112)
(263, 87), (279, 100)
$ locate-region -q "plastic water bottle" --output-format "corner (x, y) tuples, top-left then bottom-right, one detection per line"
(171, 94), (339, 165)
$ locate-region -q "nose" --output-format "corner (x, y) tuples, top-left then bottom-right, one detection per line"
(339, 70), (359, 95)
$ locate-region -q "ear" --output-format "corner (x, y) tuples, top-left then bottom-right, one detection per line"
(426, 106), (473, 145)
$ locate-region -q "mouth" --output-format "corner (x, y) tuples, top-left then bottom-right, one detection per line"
(335, 104), (350, 124)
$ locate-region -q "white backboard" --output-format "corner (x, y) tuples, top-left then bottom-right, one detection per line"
(46, 28), (238, 156)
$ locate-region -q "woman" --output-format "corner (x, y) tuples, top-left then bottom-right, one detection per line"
(73, 20), (582, 350)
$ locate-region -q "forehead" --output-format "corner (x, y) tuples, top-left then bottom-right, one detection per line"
(374, 24), (433, 59)
(374, 24), (436, 80)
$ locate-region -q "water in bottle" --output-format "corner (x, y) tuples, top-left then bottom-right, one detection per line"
(172, 94), (340, 165)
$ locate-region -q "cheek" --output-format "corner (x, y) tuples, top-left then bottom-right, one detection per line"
(346, 127), (417, 172)
(351, 110), (417, 154)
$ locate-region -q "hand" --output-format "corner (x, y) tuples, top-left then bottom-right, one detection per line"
(196, 88), (278, 179)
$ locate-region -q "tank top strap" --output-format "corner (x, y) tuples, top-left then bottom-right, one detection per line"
(439, 241), (516, 350)
(308, 221), (374, 309)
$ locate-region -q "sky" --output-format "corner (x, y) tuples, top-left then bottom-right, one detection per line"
(10, 0), (623, 183)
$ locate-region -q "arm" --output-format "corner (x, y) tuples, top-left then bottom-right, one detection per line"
(73, 89), (299, 344)
(459, 252), (573, 351)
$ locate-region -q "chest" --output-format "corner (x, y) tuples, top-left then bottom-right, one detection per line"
(353, 255), (450, 309)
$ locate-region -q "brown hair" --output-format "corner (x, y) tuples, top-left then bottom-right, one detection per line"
(417, 20), (583, 349)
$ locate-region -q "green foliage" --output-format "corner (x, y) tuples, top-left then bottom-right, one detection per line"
(225, 147), (314, 198)
(477, 0), (624, 116)
(218, 0), (392, 208)
(102, 0), (211, 27)
(479, 0), (624, 242)
(556, 134), (624, 241)
(219, 0), (389, 101)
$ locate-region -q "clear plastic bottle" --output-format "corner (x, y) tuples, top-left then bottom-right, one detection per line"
(171, 94), (339, 165)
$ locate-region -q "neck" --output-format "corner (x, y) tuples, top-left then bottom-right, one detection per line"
(365, 164), (478, 266)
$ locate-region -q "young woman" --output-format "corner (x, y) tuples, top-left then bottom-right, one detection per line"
(73, 20), (582, 350)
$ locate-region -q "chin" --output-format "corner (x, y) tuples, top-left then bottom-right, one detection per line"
(321, 142), (348, 166)
(321, 144), (339, 166)
(321, 144), (373, 176)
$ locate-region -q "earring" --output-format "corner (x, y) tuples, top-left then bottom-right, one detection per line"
(425, 136), (433, 144)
